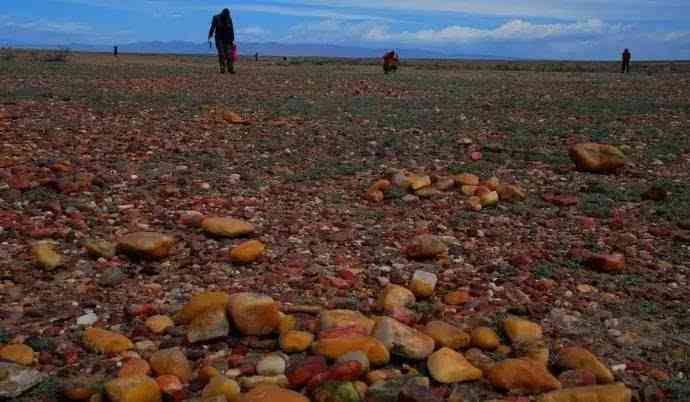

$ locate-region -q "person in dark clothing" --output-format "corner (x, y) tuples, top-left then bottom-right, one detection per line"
(622, 49), (631, 74)
(383, 50), (399, 74)
(209, 8), (235, 74)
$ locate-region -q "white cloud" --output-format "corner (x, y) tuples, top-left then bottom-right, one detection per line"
(285, 18), (630, 45)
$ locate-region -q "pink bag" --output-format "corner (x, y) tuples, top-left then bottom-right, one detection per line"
(231, 45), (238, 62)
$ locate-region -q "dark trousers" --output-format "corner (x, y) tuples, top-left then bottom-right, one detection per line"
(215, 39), (234, 72)
(622, 60), (630, 73)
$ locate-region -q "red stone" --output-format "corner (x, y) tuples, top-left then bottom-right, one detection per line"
(389, 307), (418, 326)
(543, 193), (578, 206)
(328, 361), (365, 381)
(318, 325), (368, 340)
(470, 151), (483, 161)
(586, 253), (625, 273)
(287, 356), (328, 388)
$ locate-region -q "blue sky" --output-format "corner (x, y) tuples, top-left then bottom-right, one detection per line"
(2, 0), (690, 59)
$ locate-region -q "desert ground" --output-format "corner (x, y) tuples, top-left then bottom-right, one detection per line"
(0, 51), (689, 401)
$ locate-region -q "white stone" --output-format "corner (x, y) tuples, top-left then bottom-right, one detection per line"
(77, 312), (98, 326)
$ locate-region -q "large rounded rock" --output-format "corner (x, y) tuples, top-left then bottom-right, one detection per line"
(537, 383), (632, 402)
(117, 232), (175, 260)
(404, 235), (448, 260)
(0, 344), (34, 366)
(83, 327), (133, 355)
(487, 358), (561, 395)
(470, 327), (501, 351)
(312, 336), (390, 366)
(569, 143), (625, 173)
(228, 292), (280, 336)
(149, 348), (193, 383)
(555, 347), (614, 384)
(174, 291), (230, 324)
(238, 383), (309, 402)
(428, 347), (482, 384)
(105, 374), (161, 402)
(372, 317), (435, 360)
(423, 321), (470, 349)
(201, 217), (255, 238)
(319, 309), (375, 335)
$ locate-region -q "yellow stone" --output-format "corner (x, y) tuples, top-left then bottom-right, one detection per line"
(278, 313), (297, 334)
(569, 143), (625, 174)
(117, 232), (175, 260)
(555, 347), (614, 384)
(105, 374), (162, 402)
(378, 285), (415, 313)
(202, 376), (241, 402)
(84, 239), (117, 259)
(228, 292), (280, 336)
(149, 348), (193, 383)
(503, 316), (543, 345)
(423, 321), (470, 349)
(408, 174), (431, 191)
(497, 184), (527, 203)
(470, 327), (501, 351)
(487, 358), (561, 395)
(83, 327), (133, 355)
(201, 217), (254, 238)
(319, 309), (375, 334)
(454, 174), (480, 186)
(280, 330), (314, 353)
(229, 240), (266, 264)
(409, 270), (437, 298)
(237, 384), (309, 402)
(427, 348), (482, 384)
(479, 191), (499, 207)
(174, 291), (231, 324)
(460, 185), (478, 196)
(198, 366), (222, 385)
(312, 336), (390, 366)
(32, 241), (63, 270)
(145, 315), (174, 335)
(537, 383), (632, 402)
(0, 344), (34, 366)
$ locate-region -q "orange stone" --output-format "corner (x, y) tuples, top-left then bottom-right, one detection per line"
(229, 240), (266, 264)
(119, 358), (152, 377)
(149, 348), (193, 383)
(105, 374), (162, 402)
(228, 292), (280, 336)
(312, 336), (390, 366)
(0, 344), (34, 366)
(174, 291), (231, 324)
(238, 384), (309, 402)
(444, 290), (471, 305)
(83, 327), (134, 355)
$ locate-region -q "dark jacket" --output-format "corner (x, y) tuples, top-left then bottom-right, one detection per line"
(209, 13), (235, 42)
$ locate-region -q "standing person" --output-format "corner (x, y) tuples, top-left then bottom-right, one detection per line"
(622, 48), (631, 74)
(383, 50), (399, 74)
(208, 8), (235, 74)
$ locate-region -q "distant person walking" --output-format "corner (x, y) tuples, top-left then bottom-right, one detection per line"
(209, 8), (235, 74)
(622, 48), (631, 74)
(383, 50), (399, 74)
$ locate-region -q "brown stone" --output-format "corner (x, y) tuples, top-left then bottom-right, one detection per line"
(201, 217), (255, 238)
(117, 232), (175, 260)
(228, 292), (280, 336)
(444, 291), (471, 305)
(372, 317), (435, 360)
(104, 374), (162, 402)
(470, 327), (501, 351)
(0, 344), (34, 366)
(423, 321), (470, 349)
(487, 358), (561, 395)
(174, 291), (230, 324)
(83, 327), (133, 355)
(84, 239), (117, 259)
(280, 330), (314, 353)
(537, 383), (632, 402)
(586, 254), (625, 273)
(404, 235), (448, 260)
(186, 308), (230, 343)
(454, 174), (480, 186)
(149, 348), (193, 383)
(312, 336), (390, 366)
(202, 376), (241, 401)
(570, 143), (625, 173)
(503, 316), (543, 345)
(319, 309), (375, 335)
(427, 348), (482, 384)
(237, 384), (309, 402)
(497, 184), (527, 203)
(145, 315), (174, 335)
(555, 347), (614, 384)
(32, 241), (63, 270)
(408, 175), (431, 191)
(378, 285), (415, 313)
(229, 240), (266, 264)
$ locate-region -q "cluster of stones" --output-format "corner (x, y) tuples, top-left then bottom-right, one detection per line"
(31, 216), (266, 271)
(365, 169), (527, 212)
(8, 267), (633, 402)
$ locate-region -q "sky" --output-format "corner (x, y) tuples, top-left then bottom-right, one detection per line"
(2, 0), (690, 60)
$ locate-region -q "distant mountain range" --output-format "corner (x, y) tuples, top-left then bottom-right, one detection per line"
(0, 39), (507, 60)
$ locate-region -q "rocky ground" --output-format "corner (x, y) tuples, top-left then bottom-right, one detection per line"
(0, 51), (689, 402)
